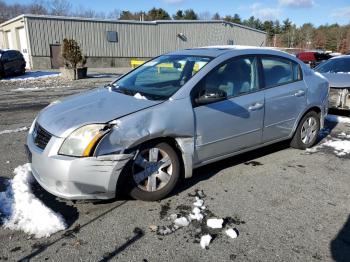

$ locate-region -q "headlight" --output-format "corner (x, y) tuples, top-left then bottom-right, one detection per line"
(59, 124), (107, 157)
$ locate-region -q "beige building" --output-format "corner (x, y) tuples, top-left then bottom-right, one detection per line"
(0, 14), (266, 69)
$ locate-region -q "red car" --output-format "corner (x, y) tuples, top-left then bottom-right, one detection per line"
(296, 51), (331, 68)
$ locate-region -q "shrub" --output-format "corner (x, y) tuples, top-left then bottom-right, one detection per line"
(61, 38), (86, 68)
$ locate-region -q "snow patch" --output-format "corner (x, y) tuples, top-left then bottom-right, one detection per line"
(323, 140), (350, 156)
(11, 86), (67, 92)
(1, 71), (60, 82)
(0, 126), (28, 135)
(134, 93), (147, 100)
(0, 164), (66, 238)
(326, 115), (350, 124)
(207, 218), (224, 229)
(200, 234), (212, 249)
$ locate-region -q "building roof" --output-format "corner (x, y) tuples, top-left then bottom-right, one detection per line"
(0, 14), (266, 34)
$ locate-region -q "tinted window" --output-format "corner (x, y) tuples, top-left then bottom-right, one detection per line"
(199, 56), (259, 98)
(262, 57), (301, 88)
(1, 52), (10, 61)
(315, 58), (350, 73)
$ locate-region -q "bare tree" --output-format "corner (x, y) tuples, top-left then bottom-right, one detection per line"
(28, 0), (48, 15)
(107, 9), (121, 20)
(49, 0), (71, 16)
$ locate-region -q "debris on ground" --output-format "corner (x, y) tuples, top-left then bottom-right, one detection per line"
(149, 225), (158, 232)
(200, 234), (212, 249)
(225, 228), (238, 239)
(174, 217), (190, 227)
(0, 164), (66, 238)
(154, 189), (243, 249)
(207, 218), (224, 229)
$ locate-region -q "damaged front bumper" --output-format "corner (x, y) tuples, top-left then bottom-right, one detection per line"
(329, 87), (350, 110)
(26, 132), (133, 200)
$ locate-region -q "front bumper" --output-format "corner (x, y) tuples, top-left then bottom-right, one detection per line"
(26, 129), (133, 200)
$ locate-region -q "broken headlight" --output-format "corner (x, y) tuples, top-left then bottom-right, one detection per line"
(58, 124), (107, 157)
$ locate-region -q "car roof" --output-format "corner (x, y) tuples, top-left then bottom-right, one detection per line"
(167, 45), (293, 58)
(330, 55), (350, 60)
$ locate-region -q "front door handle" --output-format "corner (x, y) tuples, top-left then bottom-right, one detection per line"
(248, 102), (264, 111)
(294, 90), (305, 97)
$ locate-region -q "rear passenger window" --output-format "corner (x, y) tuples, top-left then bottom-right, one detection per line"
(262, 57), (302, 88)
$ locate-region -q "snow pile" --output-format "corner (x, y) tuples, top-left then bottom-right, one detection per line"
(1, 71), (60, 82)
(134, 93), (147, 100)
(0, 164), (66, 238)
(0, 126), (28, 135)
(326, 115), (350, 124)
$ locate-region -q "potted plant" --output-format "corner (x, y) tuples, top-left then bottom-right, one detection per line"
(60, 38), (87, 80)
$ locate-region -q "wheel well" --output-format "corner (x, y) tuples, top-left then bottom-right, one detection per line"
(305, 106), (321, 115)
(130, 137), (186, 179)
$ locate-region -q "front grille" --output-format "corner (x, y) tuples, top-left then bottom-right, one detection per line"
(33, 123), (52, 150)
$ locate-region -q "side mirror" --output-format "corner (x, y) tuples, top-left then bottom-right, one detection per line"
(195, 89), (227, 106)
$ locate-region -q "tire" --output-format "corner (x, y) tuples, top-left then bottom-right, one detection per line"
(290, 111), (320, 149)
(125, 142), (180, 201)
(20, 66), (25, 75)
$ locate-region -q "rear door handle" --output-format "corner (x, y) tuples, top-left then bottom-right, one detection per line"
(294, 90), (305, 97)
(248, 102), (264, 111)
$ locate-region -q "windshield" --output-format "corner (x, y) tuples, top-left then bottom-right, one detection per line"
(110, 55), (212, 100)
(315, 58), (350, 73)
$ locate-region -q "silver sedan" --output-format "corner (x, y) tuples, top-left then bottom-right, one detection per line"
(26, 46), (329, 201)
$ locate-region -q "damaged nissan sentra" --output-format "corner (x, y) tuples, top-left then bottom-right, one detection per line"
(26, 46), (329, 201)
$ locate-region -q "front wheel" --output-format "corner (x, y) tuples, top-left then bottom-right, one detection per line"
(290, 111), (320, 149)
(126, 142), (180, 201)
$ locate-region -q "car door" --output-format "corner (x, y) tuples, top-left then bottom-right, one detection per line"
(192, 56), (265, 163)
(261, 55), (306, 142)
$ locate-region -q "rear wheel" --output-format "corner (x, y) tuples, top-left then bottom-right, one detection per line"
(20, 66), (25, 75)
(127, 142), (180, 201)
(290, 111), (320, 149)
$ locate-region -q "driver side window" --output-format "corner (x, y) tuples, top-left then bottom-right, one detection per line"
(200, 56), (259, 98)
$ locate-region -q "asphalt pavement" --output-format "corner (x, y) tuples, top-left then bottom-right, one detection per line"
(0, 70), (349, 262)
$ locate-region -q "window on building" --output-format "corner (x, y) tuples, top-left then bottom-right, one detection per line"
(107, 31), (118, 42)
(227, 40), (234, 45)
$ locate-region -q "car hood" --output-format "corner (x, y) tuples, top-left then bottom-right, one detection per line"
(36, 87), (162, 137)
(320, 73), (350, 88)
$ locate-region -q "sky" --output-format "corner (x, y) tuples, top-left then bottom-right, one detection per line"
(6, 0), (350, 26)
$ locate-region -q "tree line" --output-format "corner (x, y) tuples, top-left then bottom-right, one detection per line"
(1, 0), (349, 53)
